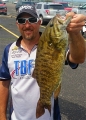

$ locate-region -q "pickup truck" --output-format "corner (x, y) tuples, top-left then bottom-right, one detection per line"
(72, 4), (86, 15)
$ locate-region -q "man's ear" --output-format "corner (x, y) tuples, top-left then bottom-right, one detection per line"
(38, 19), (42, 25)
(16, 21), (19, 28)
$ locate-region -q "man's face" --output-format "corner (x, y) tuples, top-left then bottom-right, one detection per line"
(16, 13), (41, 41)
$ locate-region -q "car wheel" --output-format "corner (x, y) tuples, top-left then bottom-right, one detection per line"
(4, 13), (7, 15)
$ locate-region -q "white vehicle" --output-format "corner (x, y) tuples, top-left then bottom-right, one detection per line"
(36, 2), (67, 24)
(1, 0), (8, 2)
(81, 26), (86, 36)
(72, 4), (86, 15)
(14, 1), (18, 4)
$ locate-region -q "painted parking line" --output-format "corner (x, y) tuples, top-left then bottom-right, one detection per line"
(0, 15), (16, 18)
(0, 24), (86, 42)
(0, 24), (19, 38)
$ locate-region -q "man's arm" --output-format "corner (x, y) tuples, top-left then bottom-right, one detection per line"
(68, 32), (85, 63)
(0, 80), (10, 120)
(66, 12), (86, 63)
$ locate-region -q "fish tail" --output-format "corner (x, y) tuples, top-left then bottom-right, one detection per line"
(47, 105), (51, 116)
(36, 100), (51, 118)
(36, 100), (45, 118)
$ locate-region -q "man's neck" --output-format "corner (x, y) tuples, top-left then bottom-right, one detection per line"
(21, 34), (40, 53)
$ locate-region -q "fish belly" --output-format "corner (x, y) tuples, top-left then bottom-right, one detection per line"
(33, 37), (67, 118)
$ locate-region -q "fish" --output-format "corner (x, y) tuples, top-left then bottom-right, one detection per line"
(32, 14), (72, 118)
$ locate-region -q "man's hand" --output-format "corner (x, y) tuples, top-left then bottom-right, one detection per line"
(66, 12), (86, 34)
(65, 12), (86, 64)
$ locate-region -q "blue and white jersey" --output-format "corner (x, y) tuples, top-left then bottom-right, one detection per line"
(0, 36), (54, 120)
(0, 36), (78, 120)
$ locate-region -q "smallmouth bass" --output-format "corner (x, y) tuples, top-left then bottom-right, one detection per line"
(33, 14), (72, 118)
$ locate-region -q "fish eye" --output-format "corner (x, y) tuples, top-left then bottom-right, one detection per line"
(50, 23), (53, 27)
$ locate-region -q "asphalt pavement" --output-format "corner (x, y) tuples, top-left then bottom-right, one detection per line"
(0, 3), (86, 120)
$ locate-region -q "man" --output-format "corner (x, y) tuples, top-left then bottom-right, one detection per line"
(0, 5), (85, 120)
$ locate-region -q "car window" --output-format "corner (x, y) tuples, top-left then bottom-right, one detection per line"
(0, 1), (3, 4)
(61, 3), (68, 7)
(82, 5), (86, 9)
(17, 0), (35, 6)
(36, 4), (42, 9)
(22, 1), (35, 5)
(45, 5), (64, 10)
(44, 5), (48, 9)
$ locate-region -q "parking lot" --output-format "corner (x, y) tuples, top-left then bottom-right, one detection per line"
(0, 2), (86, 120)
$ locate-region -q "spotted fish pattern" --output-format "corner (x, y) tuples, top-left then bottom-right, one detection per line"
(33, 14), (72, 118)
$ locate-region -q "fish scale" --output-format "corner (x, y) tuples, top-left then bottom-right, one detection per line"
(32, 14), (72, 118)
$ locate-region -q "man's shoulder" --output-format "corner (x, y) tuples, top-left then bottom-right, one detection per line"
(4, 41), (16, 52)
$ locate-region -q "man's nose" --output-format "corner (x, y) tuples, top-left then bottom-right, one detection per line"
(25, 20), (31, 27)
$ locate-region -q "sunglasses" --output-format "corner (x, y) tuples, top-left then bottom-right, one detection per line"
(17, 17), (39, 24)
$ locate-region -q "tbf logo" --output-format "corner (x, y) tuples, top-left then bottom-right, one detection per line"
(13, 60), (35, 76)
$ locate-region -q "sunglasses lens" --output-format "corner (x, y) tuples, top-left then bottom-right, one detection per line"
(17, 17), (38, 24)
(29, 17), (37, 23)
(17, 18), (25, 24)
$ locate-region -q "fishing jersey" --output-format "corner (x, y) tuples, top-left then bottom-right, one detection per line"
(0, 36), (78, 120)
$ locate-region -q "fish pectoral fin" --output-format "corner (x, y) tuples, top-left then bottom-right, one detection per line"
(36, 100), (45, 118)
(54, 84), (61, 99)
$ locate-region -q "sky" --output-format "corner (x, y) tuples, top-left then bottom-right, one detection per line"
(67, 0), (85, 2)
(68, 0), (86, 1)
(55, 0), (86, 2)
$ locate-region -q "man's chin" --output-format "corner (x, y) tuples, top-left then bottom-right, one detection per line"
(25, 36), (33, 41)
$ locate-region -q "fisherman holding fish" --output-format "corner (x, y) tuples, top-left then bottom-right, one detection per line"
(0, 5), (85, 120)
